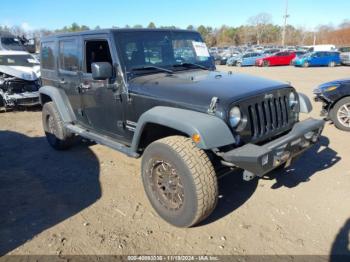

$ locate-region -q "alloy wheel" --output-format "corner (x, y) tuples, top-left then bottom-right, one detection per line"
(337, 103), (350, 128)
(149, 159), (184, 211)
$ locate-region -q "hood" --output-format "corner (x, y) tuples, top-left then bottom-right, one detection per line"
(1, 44), (26, 51)
(129, 70), (291, 113)
(319, 78), (350, 87)
(0, 65), (40, 81)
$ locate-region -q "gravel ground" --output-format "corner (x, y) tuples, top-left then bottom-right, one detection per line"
(0, 65), (349, 257)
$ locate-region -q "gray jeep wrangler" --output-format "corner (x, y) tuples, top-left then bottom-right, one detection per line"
(39, 29), (324, 227)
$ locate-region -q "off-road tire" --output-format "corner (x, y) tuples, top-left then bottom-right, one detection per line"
(42, 101), (74, 150)
(330, 97), (350, 132)
(141, 136), (218, 227)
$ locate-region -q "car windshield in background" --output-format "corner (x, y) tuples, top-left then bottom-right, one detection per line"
(339, 47), (350, 52)
(114, 31), (213, 76)
(0, 55), (39, 67)
(1, 37), (22, 46)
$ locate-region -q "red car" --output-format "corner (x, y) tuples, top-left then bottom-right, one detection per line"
(256, 51), (296, 67)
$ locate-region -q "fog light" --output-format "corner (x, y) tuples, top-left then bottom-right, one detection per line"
(261, 154), (269, 166)
(312, 134), (319, 143)
(304, 131), (314, 140)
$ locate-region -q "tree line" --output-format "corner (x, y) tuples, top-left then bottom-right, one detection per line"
(1, 13), (350, 47)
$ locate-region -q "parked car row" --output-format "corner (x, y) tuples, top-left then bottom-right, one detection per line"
(211, 44), (350, 68)
(224, 51), (343, 68)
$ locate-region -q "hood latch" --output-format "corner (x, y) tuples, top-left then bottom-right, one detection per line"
(208, 96), (219, 115)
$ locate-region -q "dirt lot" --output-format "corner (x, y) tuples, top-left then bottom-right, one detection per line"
(1, 66), (350, 257)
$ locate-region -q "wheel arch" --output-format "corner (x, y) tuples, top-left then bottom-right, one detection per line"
(329, 95), (350, 110)
(39, 86), (76, 123)
(130, 106), (235, 153)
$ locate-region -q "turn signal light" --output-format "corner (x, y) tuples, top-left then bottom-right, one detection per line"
(192, 133), (201, 144)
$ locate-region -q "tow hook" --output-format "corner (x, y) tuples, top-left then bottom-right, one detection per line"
(243, 170), (256, 181)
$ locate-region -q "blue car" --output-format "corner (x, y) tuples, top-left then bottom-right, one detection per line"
(236, 52), (264, 66)
(294, 51), (341, 67)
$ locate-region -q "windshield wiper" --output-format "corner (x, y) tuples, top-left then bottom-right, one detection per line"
(130, 66), (173, 74)
(173, 62), (209, 70)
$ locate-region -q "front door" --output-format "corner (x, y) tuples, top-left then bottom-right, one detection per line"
(80, 36), (126, 141)
(311, 52), (323, 65)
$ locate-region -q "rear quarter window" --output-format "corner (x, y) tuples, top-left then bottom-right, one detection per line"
(41, 41), (55, 70)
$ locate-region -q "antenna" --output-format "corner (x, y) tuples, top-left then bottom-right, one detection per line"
(281, 0), (290, 46)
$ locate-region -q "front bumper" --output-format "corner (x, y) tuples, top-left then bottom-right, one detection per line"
(2, 91), (40, 107)
(222, 118), (325, 177)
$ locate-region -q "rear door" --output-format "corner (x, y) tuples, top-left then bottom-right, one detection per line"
(57, 37), (85, 123)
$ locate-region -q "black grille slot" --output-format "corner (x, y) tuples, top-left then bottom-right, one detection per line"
(248, 93), (292, 139)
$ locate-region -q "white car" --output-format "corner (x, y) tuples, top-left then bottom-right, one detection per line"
(0, 50), (41, 109)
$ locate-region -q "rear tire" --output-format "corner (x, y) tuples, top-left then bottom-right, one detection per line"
(330, 97), (350, 132)
(42, 102), (75, 150)
(141, 136), (218, 227)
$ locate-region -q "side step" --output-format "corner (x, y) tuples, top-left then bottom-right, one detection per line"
(65, 124), (140, 158)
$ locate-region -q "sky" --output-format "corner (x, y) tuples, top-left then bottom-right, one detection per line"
(1, 0), (349, 31)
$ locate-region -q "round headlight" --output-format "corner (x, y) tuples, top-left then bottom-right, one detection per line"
(289, 92), (298, 108)
(229, 106), (241, 127)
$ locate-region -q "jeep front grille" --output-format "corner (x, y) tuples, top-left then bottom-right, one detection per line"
(235, 88), (297, 144)
(248, 95), (291, 138)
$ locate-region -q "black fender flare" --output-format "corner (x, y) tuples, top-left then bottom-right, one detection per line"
(39, 86), (76, 123)
(130, 106), (235, 151)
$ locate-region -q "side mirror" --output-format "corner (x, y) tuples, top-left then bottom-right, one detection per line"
(92, 62), (113, 80)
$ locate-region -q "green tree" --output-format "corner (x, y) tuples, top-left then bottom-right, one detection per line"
(147, 22), (156, 28)
(187, 25), (194, 30)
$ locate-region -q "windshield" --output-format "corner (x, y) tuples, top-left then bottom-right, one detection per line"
(114, 31), (214, 76)
(1, 37), (22, 46)
(339, 47), (350, 53)
(0, 54), (39, 67)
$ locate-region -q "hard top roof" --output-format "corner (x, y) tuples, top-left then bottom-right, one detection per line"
(42, 28), (198, 41)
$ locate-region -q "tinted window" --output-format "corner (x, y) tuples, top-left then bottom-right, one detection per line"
(339, 47), (350, 53)
(1, 37), (22, 46)
(59, 40), (79, 71)
(41, 42), (55, 70)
